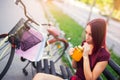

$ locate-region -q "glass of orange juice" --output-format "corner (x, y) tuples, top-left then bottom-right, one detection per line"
(71, 46), (83, 62)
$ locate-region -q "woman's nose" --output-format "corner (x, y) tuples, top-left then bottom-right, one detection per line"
(86, 34), (89, 39)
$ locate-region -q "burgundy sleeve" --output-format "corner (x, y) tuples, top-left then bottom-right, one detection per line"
(97, 49), (110, 62)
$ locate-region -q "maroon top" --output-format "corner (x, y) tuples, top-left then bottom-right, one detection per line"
(74, 47), (110, 80)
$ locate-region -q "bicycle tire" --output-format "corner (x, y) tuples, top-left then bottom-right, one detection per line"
(0, 37), (15, 79)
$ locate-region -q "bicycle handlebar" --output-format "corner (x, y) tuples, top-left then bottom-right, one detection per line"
(15, 0), (39, 26)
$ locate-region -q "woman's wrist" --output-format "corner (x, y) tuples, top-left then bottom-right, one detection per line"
(83, 54), (89, 59)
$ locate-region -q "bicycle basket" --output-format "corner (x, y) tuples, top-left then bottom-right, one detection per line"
(17, 27), (43, 51)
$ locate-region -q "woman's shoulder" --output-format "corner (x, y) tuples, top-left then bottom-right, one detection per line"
(96, 48), (110, 62)
(100, 48), (110, 55)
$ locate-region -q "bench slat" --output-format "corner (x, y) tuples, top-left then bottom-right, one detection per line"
(97, 76), (103, 80)
(44, 59), (50, 74)
(37, 60), (42, 72)
(103, 68), (117, 80)
(50, 61), (56, 75)
(60, 65), (68, 79)
(66, 67), (72, 79)
(109, 59), (120, 75)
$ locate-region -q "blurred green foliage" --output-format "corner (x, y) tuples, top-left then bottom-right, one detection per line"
(79, 0), (120, 21)
(46, 2), (84, 47)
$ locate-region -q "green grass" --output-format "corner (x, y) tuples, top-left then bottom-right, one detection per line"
(46, 2), (84, 47)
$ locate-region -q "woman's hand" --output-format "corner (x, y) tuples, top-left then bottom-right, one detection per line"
(69, 47), (77, 69)
(68, 47), (75, 55)
(83, 43), (90, 58)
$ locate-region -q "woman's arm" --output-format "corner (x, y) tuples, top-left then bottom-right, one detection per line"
(83, 56), (108, 80)
(72, 60), (77, 69)
(69, 48), (77, 69)
(83, 43), (108, 80)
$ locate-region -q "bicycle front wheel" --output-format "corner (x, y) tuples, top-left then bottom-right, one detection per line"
(43, 38), (69, 63)
(0, 36), (15, 79)
(36, 38), (68, 73)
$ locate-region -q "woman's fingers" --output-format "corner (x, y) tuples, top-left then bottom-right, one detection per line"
(68, 48), (75, 55)
(83, 43), (90, 56)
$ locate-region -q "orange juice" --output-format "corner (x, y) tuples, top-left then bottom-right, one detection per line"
(71, 46), (83, 62)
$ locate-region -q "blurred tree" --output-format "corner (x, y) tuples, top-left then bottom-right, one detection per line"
(114, 0), (120, 10)
(79, 0), (120, 21)
(87, 0), (96, 22)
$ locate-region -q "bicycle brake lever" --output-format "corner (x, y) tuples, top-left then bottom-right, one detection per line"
(15, 0), (20, 5)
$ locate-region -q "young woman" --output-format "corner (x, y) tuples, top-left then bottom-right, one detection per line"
(69, 18), (110, 80)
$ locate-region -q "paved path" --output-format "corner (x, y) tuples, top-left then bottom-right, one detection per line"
(53, 1), (120, 57)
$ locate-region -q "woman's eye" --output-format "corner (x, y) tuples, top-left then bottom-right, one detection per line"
(88, 33), (92, 37)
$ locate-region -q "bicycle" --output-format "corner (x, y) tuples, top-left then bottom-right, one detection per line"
(0, 0), (68, 79)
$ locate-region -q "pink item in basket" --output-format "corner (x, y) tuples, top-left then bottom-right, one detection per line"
(20, 28), (43, 51)
(16, 28), (46, 61)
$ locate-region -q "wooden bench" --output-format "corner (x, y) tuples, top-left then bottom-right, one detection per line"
(36, 59), (73, 80)
(36, 58), (120, 80)
(98, 58), (120, 80)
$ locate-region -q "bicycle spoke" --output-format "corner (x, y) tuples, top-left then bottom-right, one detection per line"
(0, 52), (10, 61)
(0, 42), (9, 50)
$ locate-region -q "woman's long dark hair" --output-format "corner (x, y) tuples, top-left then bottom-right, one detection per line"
(87, 18), (107, 54)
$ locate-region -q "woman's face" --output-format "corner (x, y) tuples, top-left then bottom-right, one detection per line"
(85, 25), (93, 44)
